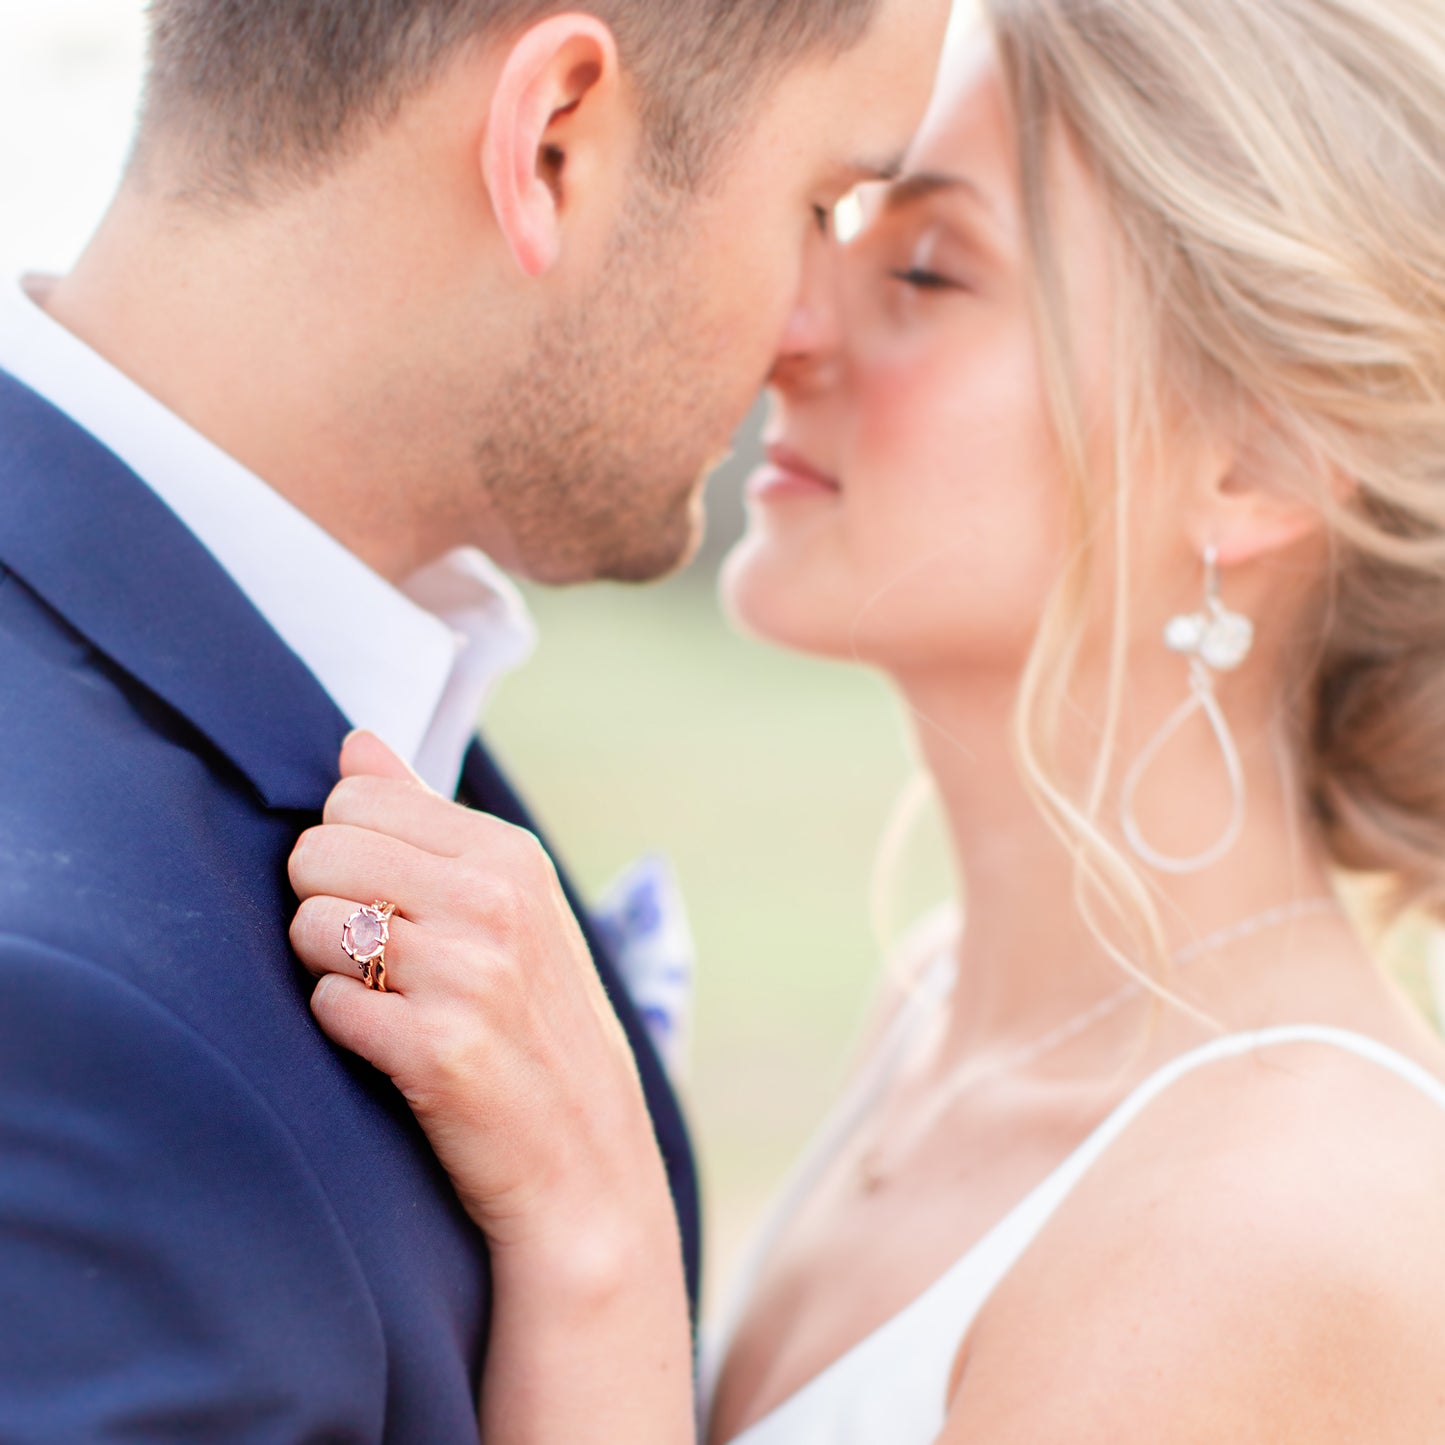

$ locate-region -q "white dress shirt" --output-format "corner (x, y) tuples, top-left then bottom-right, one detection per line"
(0, 278), (535, 797)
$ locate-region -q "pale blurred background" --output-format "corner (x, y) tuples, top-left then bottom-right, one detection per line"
(0, 0), (955, 1310)
(4, 1), (1439, 1319)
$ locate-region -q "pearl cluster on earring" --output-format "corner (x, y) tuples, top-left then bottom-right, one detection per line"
(1162, 578), (1255, 673)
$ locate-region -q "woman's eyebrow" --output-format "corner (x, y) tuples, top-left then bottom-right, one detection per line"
(846, 152), (909, 186)
(883, 172), (1007, 232)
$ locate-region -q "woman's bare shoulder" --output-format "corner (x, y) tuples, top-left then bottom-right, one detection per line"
(940, 1030), (1445, 1442)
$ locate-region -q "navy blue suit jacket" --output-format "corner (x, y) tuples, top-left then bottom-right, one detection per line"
(0, 370), (700, 1441)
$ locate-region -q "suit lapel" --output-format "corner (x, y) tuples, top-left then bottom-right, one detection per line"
(458, 739), (703, 1313)
(0, 369), (349, 812)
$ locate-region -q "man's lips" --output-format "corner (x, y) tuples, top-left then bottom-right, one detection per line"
(746, 444), (843, 503)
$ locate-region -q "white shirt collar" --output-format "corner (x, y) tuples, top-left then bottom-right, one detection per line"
(0, 277), (535, 796)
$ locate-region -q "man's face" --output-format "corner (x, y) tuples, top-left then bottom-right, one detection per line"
(479, 0), (953, 586)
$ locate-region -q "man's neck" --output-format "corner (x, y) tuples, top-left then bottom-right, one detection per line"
(44, 178), (518, 586)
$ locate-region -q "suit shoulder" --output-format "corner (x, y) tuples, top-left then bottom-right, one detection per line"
(0, 932), (387, 1439)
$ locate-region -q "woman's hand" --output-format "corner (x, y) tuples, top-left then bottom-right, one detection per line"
(288, 732), (696, 1443)
(287, 731), (670, 1255)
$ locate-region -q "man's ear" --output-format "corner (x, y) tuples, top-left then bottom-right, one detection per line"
(481, 14), (624, 279)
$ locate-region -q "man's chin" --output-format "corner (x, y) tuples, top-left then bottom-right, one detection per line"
(520, 500), (705, 588)
(597, 519), (705, 586)
(596, 477), (712, 585)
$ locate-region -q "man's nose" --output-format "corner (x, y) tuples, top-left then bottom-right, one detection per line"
(769, 238), (846, 396)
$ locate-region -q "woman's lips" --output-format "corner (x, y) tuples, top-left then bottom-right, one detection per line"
(746, 444), (843, 503)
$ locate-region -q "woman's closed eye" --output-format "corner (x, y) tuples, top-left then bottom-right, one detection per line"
(889, 267), (965, 292)
(880, 223), (975, 295)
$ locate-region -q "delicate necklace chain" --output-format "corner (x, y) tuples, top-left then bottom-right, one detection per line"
(855, 895), (1341, 1193)
(1170, 898), (1340, 966)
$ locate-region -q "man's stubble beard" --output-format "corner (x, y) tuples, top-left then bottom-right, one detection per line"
(472, 190), (739, 587)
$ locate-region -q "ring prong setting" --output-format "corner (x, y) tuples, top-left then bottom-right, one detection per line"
(341, 901), (397, 991)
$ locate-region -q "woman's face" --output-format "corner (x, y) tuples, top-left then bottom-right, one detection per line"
(722, 39), (1125, 683)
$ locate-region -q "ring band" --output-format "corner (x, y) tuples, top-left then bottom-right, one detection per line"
(341, 901), (397, 992)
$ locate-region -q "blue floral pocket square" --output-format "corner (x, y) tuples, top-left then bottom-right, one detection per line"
(591, 854), (695, 1083)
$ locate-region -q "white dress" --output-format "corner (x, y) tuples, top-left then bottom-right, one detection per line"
(708, 971), (1445, 1445)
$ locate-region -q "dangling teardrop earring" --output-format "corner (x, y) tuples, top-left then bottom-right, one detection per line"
(1121, 546), (1254, 875)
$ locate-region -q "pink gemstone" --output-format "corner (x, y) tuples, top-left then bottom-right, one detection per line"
(345, 911), (386, 957)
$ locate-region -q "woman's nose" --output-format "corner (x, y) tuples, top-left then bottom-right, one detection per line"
(770, 237), (846, 396)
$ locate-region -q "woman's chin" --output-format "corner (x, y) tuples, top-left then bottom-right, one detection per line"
(719, 533), (856, 661)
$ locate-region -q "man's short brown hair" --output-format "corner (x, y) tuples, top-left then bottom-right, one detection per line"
(140, 0), (879, 197)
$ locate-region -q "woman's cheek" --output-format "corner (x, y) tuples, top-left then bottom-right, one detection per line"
(841, 344), (1069, 666)
(849, 344), (1015, 535)
(856, 302), (1037, 459)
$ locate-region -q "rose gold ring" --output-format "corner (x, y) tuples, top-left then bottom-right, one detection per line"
(341, 901), (397, 992)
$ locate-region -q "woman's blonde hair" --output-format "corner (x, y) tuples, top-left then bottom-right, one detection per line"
(971, 0), (1445, 983)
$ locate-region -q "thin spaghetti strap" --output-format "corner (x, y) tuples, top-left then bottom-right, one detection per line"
(1225, 1024), (1445, 1108)
(1034, 1024), (1445, 1210)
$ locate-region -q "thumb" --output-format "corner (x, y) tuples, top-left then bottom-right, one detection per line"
(340, 730), (424, 787)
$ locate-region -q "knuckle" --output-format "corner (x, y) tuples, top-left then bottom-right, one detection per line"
(312, 981), (407, 1076)
(447, 825), (561, 945)
(460, 836), (565, 950)
(494, 828), (557, 898)
(388, 1008), (473, 1099)
(288, 895), (327, 955)
(311, 976), (362, 1040)
(479, 872), (529, 940)
(426, 860), (484, 926)
(288, 826), (323, 886)
(478, 941), (524, 993)
(508, 826), (552, 875)
(425, 1027), (477, 1093)
(323, 773), (372, 825)
(520, 838), (551, 878)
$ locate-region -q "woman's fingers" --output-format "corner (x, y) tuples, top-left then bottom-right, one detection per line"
(322, 768), (544, 882)
(339, 729), (420, 786)
(321, 772), (504, 858)
(289, 819), (524, 926)
(334, 729), (536, 867)
(309, 972), (412, 1079)
(290, 822), (432, 911)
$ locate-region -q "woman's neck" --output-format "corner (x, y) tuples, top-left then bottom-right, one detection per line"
(897, 670), (1341, 1059)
